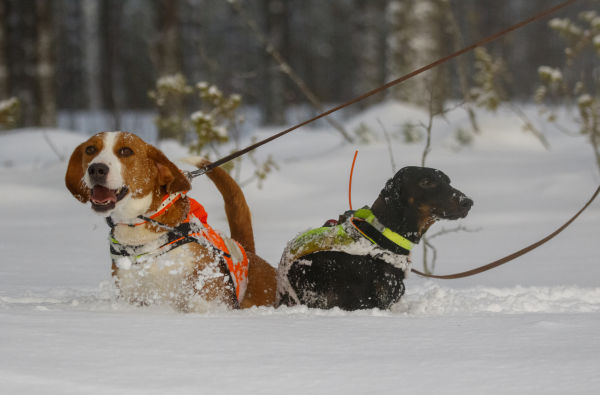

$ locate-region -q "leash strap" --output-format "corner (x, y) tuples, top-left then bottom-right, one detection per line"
(412, 184), (600, 279)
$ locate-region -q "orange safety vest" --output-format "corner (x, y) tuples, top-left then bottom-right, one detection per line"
(109, 193), (249, 303)
(184, 197), (249, 303)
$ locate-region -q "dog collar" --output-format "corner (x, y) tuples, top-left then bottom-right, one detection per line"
(351, 208), (413, 253)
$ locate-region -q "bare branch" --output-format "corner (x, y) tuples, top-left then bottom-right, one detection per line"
(420, 85), (435, 167)
(229, 0), (353, 143)
(507, 103), (551, 150)
(377, 118), (397, 174)
(422, 236), (438, 275)
(42, 130), (65, 162)
(427, 224), (482, 240)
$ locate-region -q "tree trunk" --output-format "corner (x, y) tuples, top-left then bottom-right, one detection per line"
(155, 0), (184, 140)
(6, 0), (37, 126)
(261, 0), (287, 125)
(82, 0), (101, 110)
(0, 0), (9, 100)
(386, 0), (449, 111)
(156, 0), (181, 75)
(100, 0), (123, 130)
(230, 0), (353, 142)
(353, 0), (386, 109)
(35, 0), (56, 127)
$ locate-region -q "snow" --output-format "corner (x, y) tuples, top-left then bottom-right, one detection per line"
(578, 94), (594, 107)
(156, 74), (187, 91)
(1, 102), (600, 394)
(538, 66), (563, 83)
(0, 97), (18, 112)
(190, 111), (212, 122)
(548, 17), (583, 35)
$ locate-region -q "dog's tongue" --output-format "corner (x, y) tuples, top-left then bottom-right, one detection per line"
(91, 185), (117, 204)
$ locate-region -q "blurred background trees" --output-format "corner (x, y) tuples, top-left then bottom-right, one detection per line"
(0, 0), (596, 138)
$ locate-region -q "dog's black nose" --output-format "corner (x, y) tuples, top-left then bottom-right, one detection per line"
(88, 163), (109, 184)
(460, 197), (474, 209)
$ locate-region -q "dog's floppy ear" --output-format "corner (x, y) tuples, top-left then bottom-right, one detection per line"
(148, 146), (191, 194)
(65, 143), (90, 203)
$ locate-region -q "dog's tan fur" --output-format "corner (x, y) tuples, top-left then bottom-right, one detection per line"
(196, 158), (277, 308)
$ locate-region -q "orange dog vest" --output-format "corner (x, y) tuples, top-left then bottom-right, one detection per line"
(109, 194), (249, 303)
(184, 197), (249, 302)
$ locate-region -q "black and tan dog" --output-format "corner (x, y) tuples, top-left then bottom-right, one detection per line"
(276, 166), (473, 310)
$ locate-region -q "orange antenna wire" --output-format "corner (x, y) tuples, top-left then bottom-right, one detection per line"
(348, 150), (358, 211)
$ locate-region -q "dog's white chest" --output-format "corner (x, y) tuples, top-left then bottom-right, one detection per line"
(115, 244), (198, 308)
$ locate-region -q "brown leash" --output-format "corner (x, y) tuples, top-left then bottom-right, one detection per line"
(188, 0), (578, 179)
(411, 184), (600, 279)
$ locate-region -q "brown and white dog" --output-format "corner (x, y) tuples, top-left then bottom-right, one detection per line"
(65, 131), (276, 311)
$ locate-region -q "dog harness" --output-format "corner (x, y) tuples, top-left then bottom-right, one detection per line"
(285, 207), (413, 269)
(107, 193), (249, 303)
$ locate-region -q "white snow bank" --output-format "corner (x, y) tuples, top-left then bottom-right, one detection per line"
(3, 283), (599, 317)
(1, 100), (599, 394)
(0, 128), (84, 169)
(395, 283), (600, 315)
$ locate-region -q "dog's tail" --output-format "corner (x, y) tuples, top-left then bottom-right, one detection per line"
(183, 158), (255, 254)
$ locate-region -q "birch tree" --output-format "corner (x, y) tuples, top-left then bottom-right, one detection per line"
(352, 0), (386, 109)
(386, 0), (450, 110)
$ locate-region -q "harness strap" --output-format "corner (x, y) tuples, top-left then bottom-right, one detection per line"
(137, 215), (231, 259)
(107, 195), (231, 262)
(145, 192), (185, 221)
(350, 218), (411, 256)
(351, 208), (413, 254)
(110, 228), (228, 263)
(106, 192), (186, 228)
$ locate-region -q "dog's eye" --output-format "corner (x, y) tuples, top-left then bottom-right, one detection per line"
(118, 147), (134, 157)
(85, 146), (97, 155)
(419, 178), (437, 189)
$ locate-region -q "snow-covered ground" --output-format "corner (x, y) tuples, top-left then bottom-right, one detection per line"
(1, 102), (599, 394)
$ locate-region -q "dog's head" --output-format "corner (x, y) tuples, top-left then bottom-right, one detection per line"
(65, 131), (190, 220)
(375, 166), (473, 235)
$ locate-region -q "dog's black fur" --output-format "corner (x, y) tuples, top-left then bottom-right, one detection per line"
(277, 166), (473, 310)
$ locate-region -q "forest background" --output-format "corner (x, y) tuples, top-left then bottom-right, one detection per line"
(1, 0), (597, 139)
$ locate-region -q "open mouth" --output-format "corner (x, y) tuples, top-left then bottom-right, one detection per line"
(433, 205), (472, 220)
(442, 211), (469, 220)
(90, 185), (129, 212)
